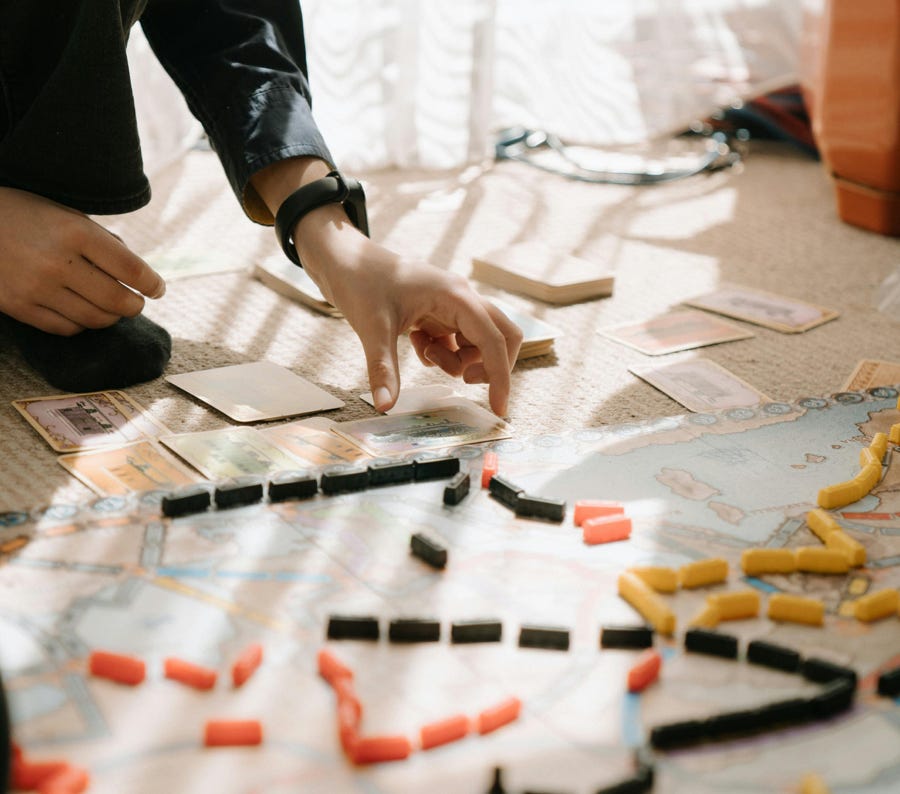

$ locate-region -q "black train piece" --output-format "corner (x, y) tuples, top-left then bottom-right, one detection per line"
(327, 615), (380, 641)
(488, 475), (524, 510)
(451, 620), (502, 644)
(746, 639), (801, 673)
(518, 624), (570, 651)
(410, 532), (447, 570)
(388, 618), (441, 643)
(443, 471), (471, 505)
(161, 485), (211, 518)
(684, 629), (739, 659)
(515, 494), (566, 522)
(414, 455), (460, 481)
(268, 470), (318, 502)
(320, 465), (369, 494)
(215, 476), (265, 509)
(367, 459), (415, 486)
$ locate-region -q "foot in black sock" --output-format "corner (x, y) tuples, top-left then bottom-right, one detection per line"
(2, 314), (172, 392)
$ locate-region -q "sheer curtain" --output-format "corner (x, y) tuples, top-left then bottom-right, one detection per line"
(129, 1), (806, 177)
(304, 0), (806, 172)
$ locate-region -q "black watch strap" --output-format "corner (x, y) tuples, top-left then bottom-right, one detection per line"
(274, 170), (369, 266)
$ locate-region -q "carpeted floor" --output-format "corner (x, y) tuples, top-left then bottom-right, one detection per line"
(1, 143), (898, 511)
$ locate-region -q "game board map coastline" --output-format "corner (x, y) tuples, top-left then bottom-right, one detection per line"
(2, 389), (900, 793)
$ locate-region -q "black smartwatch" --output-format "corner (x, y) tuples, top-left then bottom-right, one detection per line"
(274, 170), (369, 267)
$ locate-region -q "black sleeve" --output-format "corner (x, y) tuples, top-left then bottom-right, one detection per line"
(140, 0), (334, 223)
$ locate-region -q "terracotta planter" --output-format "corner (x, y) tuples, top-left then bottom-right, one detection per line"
(804, 0), (900, 235)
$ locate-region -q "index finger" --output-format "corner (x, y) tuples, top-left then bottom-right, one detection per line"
(454, 298), (522, 416)
(83, 222), (166, 299)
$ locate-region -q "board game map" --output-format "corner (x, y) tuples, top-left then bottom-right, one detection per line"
(3, 390), (900, 793)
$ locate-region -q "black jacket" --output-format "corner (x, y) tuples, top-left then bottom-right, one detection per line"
(0, 0), (333, 221)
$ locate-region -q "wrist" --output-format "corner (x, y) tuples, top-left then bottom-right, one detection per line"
(274, 170), (369, 267)
(250, 157), (333, 216)
(299, 228), (401, 300)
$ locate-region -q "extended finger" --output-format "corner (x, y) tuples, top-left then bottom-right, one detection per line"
(82, 224), (166, 299)
(483, 301), (524, 368)
(359, 319), (402, 413)
(453, 300), (519, 415)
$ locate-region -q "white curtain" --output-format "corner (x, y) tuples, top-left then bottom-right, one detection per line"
(305, 0), (806, 172)
(129, 0), (807, 177)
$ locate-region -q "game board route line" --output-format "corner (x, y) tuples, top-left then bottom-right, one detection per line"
(868, 555), (900, 570)
(1, 632), (110, 744)
(656, 716), (890, 790)
(839, 518), (900, 537)
(765, 517), (806, 548)
(649, 522), (751, 551)
(142, 573), (292, 633)
(8, 558), (126, 576)
(58, 671), (108, 743)
(139, 521), (165, 569)
(83, 737), (332, 778)
(617, 524), (746, 567)
(750, 503), (815, 517)
(150, 566), (333, 584)
(0, 610), (83, 674)
(326, 645), (639, 779)
(446, 642), (648, 762)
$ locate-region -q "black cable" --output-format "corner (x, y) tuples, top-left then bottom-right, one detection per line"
(495, 125), (739, 185)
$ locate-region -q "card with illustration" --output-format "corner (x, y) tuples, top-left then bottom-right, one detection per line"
(600, 309), (753, 356)
(630, 358), (771, 413)
(359, 385), (458, 415)
(58, 440), (201, 496)
(160, 426), (306, 480)
(260, 421), (371, 467)
(332, 402), (512, 456)
(13, 391), (167, 453)
(685, 284), (839, 333)
(842, 359), (900, 392)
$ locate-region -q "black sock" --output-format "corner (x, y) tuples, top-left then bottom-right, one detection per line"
(1, 314), (172, 392)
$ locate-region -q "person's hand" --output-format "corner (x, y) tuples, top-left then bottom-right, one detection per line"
(296, 208), (523, 416)
(248, 156), (522, 416)
(0, 187), (166, 335)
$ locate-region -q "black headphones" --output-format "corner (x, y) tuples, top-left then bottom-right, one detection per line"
(494, 125), (740, 185)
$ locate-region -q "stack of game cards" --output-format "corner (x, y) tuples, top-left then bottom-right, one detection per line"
(490, 298), (561, 360)
(252, 256), (342, 317)
(472, 242), (614, 305)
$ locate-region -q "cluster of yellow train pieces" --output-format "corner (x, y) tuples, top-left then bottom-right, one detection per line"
(618, 428), (900, 636)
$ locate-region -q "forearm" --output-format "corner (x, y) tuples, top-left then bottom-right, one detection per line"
(141, 1), (333, 223)
(249, 156), (331, 212)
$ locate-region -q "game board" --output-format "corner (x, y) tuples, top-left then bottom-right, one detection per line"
(2, 389), (900, 793)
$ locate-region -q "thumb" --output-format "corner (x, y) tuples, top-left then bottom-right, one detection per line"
(362, 331), (401, 413)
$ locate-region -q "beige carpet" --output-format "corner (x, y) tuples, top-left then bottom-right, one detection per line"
(1, 144), (898, 511)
